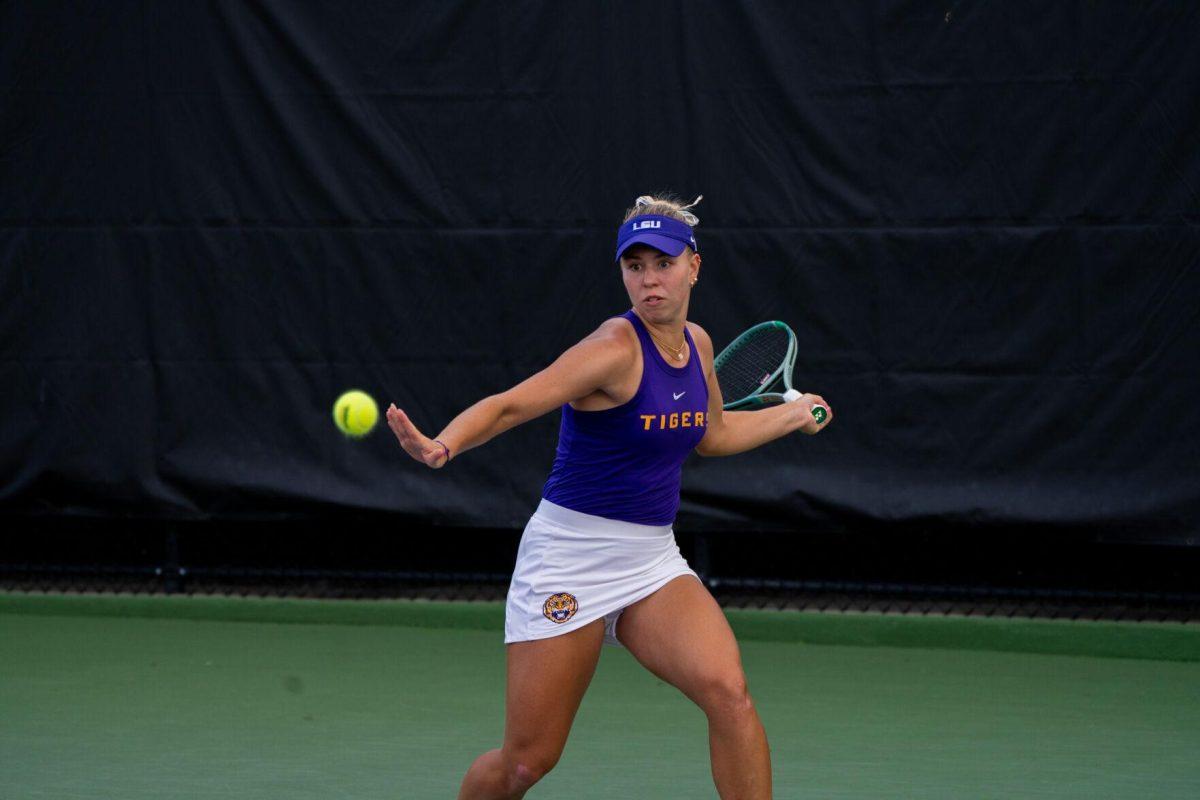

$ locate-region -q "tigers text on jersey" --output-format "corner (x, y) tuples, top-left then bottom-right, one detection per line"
(541, 309), (710, 526)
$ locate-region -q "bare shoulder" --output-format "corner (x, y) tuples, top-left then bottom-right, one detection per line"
(586, 315), (640, 351)
(686, 320), (714, 356)
(570, 315), (639, 366)
(685, 320), (712, 349)
(685, 320), (715, 375)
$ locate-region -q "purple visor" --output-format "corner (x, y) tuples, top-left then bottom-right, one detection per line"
(614, 214), (699, 261)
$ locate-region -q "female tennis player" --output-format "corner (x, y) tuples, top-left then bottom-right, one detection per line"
(386, 194), (831, 800)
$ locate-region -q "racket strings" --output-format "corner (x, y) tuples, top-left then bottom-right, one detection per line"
(716, 328), (790, 401)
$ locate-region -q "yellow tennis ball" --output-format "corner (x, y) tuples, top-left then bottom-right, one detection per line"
(332, 390), (378, 438)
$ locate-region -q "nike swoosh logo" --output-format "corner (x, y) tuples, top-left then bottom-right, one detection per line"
(673, 391), (686, 400)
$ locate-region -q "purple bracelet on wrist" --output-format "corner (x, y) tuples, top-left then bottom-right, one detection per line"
(433, 439), (451, 462)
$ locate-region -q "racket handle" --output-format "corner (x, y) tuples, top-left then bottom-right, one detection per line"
(782, 390), (828, 425)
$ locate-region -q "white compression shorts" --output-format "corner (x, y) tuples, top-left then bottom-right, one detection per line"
(504, 499), (700, 647)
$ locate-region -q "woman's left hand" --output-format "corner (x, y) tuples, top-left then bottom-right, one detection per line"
(796, 393), (832, 435)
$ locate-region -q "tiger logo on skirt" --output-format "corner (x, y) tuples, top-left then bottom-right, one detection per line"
(542, 592), (579, 624)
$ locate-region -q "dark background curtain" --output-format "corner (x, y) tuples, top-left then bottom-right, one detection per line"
(2, 2), (1197, 541)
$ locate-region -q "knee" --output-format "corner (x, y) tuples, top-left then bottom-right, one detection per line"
(695, 672), (755, 720)
(503, 750), (559, 793)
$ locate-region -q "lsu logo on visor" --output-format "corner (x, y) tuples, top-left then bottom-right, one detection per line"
(543, 592), (579, 624)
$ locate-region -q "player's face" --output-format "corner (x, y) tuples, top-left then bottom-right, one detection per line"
(619, 245), (700, 321)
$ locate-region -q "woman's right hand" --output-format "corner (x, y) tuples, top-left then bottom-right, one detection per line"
(386, 404), (450, 469)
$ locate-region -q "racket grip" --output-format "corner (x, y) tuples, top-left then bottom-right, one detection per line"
(783, 389), (828, 425)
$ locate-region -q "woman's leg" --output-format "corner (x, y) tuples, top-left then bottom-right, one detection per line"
(616, 576), (772, 800)
(458, 618), (606, 800)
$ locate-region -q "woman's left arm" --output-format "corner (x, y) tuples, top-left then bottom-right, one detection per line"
(690, 323), (831, 457)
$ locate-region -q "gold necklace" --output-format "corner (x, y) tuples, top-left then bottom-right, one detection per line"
(647, 328), (687, 361)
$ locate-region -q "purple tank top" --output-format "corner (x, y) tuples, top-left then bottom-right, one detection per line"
(541, 310), (710, 525)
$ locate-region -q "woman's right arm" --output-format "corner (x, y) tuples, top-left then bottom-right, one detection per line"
(386, 320), (634, 469)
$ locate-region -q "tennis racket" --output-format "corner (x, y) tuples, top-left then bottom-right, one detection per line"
(713, 321), (828, 423)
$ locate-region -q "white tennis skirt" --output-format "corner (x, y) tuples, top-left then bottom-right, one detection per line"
(504, 499), (699, 647)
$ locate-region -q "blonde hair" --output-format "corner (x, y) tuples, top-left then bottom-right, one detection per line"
(622, 193), (704, 227)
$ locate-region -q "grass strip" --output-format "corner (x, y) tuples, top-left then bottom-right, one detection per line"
(3, 591), (1196, 662)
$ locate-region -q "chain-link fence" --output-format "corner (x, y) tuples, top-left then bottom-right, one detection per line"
(3, 518), (1197, 622)
(4, 567), (1196, 622)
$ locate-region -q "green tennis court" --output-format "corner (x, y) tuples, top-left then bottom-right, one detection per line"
(3, 594), (1198, 799)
